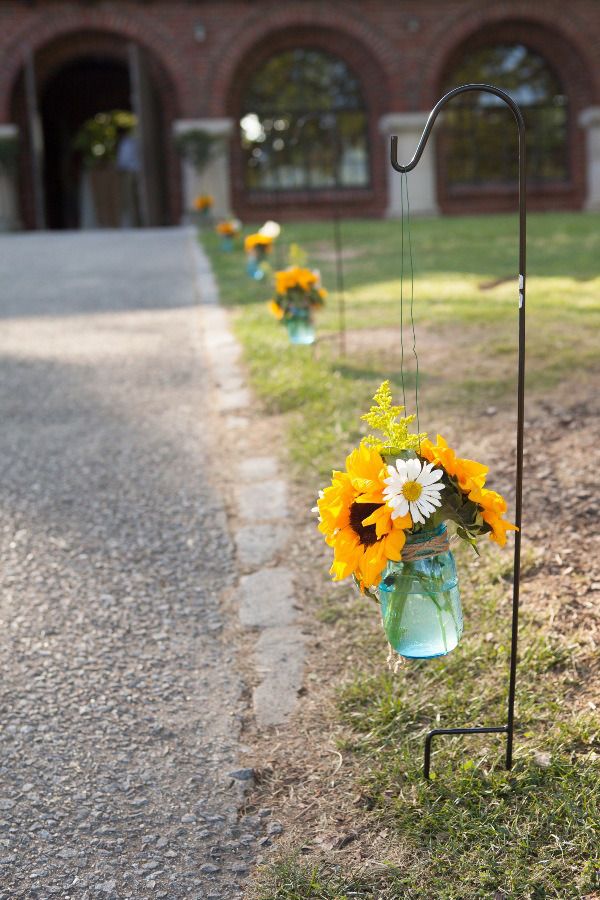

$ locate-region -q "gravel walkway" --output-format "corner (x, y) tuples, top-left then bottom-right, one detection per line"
(0, 230), (262, 899)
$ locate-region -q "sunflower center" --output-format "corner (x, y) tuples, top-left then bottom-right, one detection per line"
(349, 502), (380, 547)
(402, 480), (422, 502)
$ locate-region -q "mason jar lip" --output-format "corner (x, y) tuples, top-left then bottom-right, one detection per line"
(405, 521), (447, 542)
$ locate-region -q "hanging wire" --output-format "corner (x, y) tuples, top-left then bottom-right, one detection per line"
(402, 172), (421, 442)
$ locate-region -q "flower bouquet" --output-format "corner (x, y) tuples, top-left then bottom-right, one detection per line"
(193, 193), (213, 224)
(269, 266), (327, 345)
(215, 218), (240, 251)
(244, 232), (274, 281)
(315, 382), (517, 661)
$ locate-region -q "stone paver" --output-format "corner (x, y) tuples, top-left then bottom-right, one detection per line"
(0, 229), (267, 899)
(236, 480), (288, 522)
(238, 568), (296, 628)
(235, 523), (290, 569)
(253, 628), (306, 727)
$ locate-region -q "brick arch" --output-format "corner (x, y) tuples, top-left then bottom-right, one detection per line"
(206, 2), (395, 118)
(0, 6), (187, 123)
(420, 1), (599, 108)
(8, 19), (183, 228)
(422, 8), (596, 213)
(215, 15), (393, 221)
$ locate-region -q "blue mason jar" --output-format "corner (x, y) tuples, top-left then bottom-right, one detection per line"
(378, 523), (463, 658)
(285, 308), (315, 345)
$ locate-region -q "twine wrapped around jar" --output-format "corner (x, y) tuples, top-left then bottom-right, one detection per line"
(400, 527), (450, 562)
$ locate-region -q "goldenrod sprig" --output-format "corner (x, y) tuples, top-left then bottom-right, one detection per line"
(361, 380), (426, 455)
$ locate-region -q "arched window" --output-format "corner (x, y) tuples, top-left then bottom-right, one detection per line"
(240, 48), (369, 191)
(443, 44), (568, 185)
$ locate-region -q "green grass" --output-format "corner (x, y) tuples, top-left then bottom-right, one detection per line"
(203, 213), (600, 899)
(332, 560), (599, 898)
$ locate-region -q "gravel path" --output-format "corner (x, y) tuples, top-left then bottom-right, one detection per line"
(0, 230), (262, 899)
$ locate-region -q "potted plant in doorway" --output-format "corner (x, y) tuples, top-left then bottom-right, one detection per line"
(73, 110), (137, 228)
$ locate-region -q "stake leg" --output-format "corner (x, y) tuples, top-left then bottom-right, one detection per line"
(424, 726), (509, 780)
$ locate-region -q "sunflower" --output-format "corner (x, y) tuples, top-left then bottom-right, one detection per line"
(469, 485), (518, 546)
(194, 194), (213, 211)
(420, 434), (517, 545)
(275, 266), (320, 295)
(244, 233), (273, 252)
(268, 299), (284, 320)
(317, 444), (411, 589)
(420, 435), (488, 493)
(216, 219), (240, 236)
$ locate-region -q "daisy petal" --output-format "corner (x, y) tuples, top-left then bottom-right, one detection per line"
(406, 458), (421, 481)
(419, 468), (444, 485)
(391, 497), (409, 518)
(409, 502), (425, 524)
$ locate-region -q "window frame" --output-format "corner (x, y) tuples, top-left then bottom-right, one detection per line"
(239, 47), (372, 195)
(441, 42), (570, 190)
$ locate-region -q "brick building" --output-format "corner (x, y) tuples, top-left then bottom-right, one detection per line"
(1, 0), (600, 230)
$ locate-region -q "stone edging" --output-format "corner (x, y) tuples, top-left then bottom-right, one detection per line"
(188, 229), (305, 728)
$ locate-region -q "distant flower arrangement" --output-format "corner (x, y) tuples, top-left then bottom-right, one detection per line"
(269, 266), (327, 320)
(269, 266), (326, 345)
(244, 232), (274, 253)
(194, 194), (213, 212)
(216, 219), (241, 237)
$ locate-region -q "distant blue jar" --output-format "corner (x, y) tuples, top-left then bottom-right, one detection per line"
(246, 257), (265, 280)
(378, 523), (463, 658)
(285, 308), (315, 345)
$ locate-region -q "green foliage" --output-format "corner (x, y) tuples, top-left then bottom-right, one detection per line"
(73, 110), (137, 167)
(361, 380), (426, 455)
(174, 128), (218, 173)
(0, 134), (18, 169)
(254, 859), (381, 899)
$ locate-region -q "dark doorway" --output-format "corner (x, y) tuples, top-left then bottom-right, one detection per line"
(40, 57), (131, 229)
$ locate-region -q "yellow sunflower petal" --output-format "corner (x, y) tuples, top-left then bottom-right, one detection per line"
(358, 541), (389, 589)
(360, 504), (393, 538)
(383, 526), (407, 562)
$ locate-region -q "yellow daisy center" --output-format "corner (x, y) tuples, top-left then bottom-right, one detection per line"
(402, 480), (422, 502)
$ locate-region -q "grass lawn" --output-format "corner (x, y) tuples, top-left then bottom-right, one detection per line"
(202, 213), (600, 899)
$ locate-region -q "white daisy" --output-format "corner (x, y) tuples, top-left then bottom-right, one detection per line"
(383, 457), (445, 525)
(259, 220), (281, 239)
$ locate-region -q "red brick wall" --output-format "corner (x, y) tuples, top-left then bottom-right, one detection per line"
(2, 0), (600, 224)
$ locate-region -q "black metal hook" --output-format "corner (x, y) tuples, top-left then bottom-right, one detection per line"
(390, 84), (527, 780)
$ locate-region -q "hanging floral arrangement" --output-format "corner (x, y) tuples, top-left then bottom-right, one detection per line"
(269, 266), (327, 345)
(244, 232), (274, 281)
(315, 382), (517, 662)
(193, 194), (213, 214)
(215, 219), (241, 251)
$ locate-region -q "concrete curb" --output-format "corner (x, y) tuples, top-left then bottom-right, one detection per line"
(188, 229), (305, 729)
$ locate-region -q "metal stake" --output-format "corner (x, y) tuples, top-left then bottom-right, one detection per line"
(390, 83), (526, 779)
(332, 212), (347, 357)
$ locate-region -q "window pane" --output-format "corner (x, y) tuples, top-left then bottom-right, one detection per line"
(240, 48), (369, 192)
(444, 44), (568, 185)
